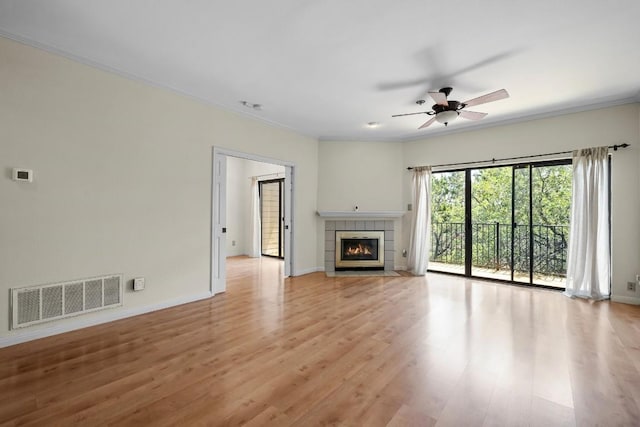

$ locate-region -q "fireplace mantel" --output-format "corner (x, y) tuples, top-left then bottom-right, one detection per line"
(317, 210), (405, 219)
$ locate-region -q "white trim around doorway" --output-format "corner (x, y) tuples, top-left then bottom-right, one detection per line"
(211, 147), (296, 295)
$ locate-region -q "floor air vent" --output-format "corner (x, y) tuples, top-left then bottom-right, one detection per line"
(11, 274), (123, 329)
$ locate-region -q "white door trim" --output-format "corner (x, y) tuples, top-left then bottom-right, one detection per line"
(211, 151), (227, 295)
(211, 147), (296, 294)
(284, 165), (293, 277)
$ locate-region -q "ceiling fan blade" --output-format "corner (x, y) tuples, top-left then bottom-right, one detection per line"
(446, 51), (518, 81)
(463, 89), (509, 107)
(459, 110), (488, 120)
(418, 117), (437, 129)
(391, 111), (432, 117)
(378, 78), (431, 91)
(428, 91), (448, 106)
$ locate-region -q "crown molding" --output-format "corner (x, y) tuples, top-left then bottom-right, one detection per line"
(0, 30), (317, 141)
(1, 30), (637, 145)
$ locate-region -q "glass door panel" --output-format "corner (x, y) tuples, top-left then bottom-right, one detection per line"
(429, 171), (466, 275)
(429, 160), (571, 289)
(260, 179), (284, 258)
(531, 164), (571, 288)
(470, 167), (513, 281)
(512, 166), (531, 284)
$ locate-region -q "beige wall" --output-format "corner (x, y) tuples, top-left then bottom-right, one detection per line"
(2, 34), (639, 345)
(402, 104), (640, 303)
(317, 141), (404, 212)
(0, 37), (318, 342)
(315, 106), (640, 302)
(317, 141), (406, 268)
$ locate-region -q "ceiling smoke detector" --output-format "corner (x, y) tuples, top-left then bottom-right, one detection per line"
(240, 100), (262, 110)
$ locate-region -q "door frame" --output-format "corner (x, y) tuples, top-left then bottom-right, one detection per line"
(211, 147), (295, 295)
(430, 158), (572, 290)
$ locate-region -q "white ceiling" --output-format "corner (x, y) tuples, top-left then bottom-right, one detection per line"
(1, 1), (639, 141)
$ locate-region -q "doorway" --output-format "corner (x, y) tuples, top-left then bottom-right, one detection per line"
(259, 179), (285, 258)
(430, 159), (572, 288)
(211, 147), (294, 295)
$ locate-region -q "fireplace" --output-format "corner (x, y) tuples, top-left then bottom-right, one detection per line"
(335, 231), (385, 270)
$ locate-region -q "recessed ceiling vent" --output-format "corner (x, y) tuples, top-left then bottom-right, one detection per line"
(10, 274), (123, 329)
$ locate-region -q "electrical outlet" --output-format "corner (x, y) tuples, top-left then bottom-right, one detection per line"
(402, 249), (407, 257)
(627, 281), (636, 292)
(232, 240), (236, 246)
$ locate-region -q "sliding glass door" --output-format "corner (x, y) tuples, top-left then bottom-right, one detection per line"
(259, 179), (285, 258)
(512, 165), (531, 284)
(430, 171), (466, 275)
(470, 166), (513, 281)
(530, 162), (572, 286)
(430, 160), (571, 288)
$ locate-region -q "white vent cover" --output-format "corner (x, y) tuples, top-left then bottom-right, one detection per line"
(10, 274), (123, 329)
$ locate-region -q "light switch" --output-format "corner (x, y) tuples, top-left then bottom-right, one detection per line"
(133, 277), (145, 291)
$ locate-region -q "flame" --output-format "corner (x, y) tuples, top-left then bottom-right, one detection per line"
(345, 243), (372, 256)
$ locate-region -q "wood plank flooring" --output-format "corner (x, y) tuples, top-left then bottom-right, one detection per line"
(2, 256), (640, 426)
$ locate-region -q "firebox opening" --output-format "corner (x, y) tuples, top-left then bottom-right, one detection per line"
(335, 266), (384, 271)
(341, 239), (378, 260)
(335, 231), (385, 270)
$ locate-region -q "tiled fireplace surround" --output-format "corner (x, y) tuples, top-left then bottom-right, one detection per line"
(325, 220), (395, 272)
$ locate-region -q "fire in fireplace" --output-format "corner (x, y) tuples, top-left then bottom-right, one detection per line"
(342, 240), (376, 259)
(335, 231), (384, 269)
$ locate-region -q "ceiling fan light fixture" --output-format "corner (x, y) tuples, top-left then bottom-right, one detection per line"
(392, 87), (508, 130)
(435, 110), (459, 126)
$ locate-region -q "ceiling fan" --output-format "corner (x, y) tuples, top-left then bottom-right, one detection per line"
(392, 87), (509, 129)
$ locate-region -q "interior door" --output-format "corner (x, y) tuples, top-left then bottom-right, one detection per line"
(284, 166), (293, 277)
(212, 152), (227, 294)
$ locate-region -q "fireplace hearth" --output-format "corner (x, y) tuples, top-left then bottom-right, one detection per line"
(335, 231), (384, 270)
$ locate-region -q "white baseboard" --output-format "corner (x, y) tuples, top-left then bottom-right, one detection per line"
(0, 291), (213, 348)
(298, 266), (410, 276)
(611, 295), (640, 305)
(293, 266), (324, 276)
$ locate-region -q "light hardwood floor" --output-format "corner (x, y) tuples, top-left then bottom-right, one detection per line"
(2, 256), (640, 426)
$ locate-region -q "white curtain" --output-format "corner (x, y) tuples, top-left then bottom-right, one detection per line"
(248, 177), (262, 258)
(564, 146), (610, 299)
(407, 166), (432, 276)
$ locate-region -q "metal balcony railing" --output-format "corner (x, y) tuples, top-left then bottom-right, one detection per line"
(430, 222), (569, 277)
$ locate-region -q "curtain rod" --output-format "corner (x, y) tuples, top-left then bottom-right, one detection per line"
(406, 143), (630, 170)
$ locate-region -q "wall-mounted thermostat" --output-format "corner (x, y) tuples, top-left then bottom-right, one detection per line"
(13, 168), (33, 182)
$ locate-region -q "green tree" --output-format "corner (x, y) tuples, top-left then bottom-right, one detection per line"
(471, 167), (513, 224)
(431, 172), (465, 224)
(430, 163), (572, 276)
(430, 172), (465, 263)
